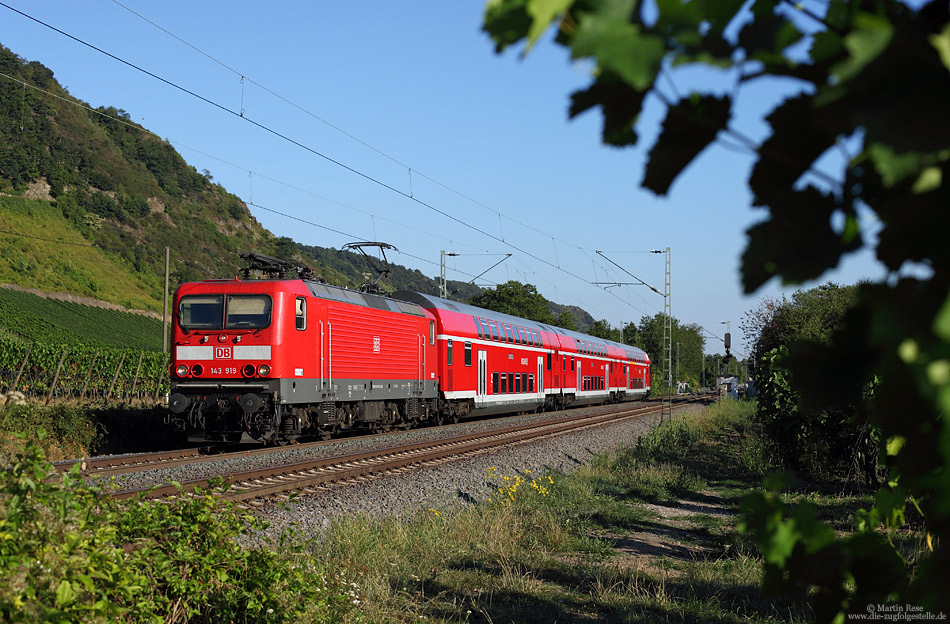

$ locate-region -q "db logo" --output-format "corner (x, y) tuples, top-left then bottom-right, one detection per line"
(373, 337), (380, 353)
(214, 347), (232, 359)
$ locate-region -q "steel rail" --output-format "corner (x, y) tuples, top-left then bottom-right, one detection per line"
(112, 398), (703, 505)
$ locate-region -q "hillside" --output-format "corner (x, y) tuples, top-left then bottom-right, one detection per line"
(0, 43), (599, 334)
(0, 285), (162, 351)
(0, 43), (289, 310)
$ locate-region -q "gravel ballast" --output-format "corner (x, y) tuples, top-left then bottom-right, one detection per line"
(98, 403), (700, 539)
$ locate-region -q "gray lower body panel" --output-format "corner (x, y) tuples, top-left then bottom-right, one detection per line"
(278, 377), (438, 405)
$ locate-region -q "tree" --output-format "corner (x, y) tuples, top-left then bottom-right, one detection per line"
(485, 0), (950, 614)
(745, 283), (867, 479)
(588, 318), (621, 341)
(635, 313), (705, 392)
(553, 310), (576, 330)
(621, 320), (640, 347)
(467, 280), (554, 323)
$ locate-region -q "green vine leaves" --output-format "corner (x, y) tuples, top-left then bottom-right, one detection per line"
(484, 0), (950, 614)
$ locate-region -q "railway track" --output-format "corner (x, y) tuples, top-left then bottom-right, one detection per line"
(58, 395), (708, 480)
(109, 396), (706, 506)
(54, 446), (233, 477)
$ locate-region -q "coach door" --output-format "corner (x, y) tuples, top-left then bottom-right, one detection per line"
(477, 350), (487, 403)
(537, 356), (544, 395)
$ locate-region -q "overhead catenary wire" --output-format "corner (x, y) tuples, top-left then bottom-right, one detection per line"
(0, 228), (98, 247)
(107, 0), (618, 256)
(0, 70), (494, 268)
(0, 5), (647, 322)
(94, 0), (672, 310)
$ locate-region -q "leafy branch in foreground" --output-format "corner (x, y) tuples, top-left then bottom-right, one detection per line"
(484, 0), (950, 616)
(0, 435), (361, 623)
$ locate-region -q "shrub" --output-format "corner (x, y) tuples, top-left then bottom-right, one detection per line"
(0, 435), (363, 623)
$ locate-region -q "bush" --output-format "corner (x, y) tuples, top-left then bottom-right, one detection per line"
(0, 436), (363, 623)
(0, 403), (98, 460)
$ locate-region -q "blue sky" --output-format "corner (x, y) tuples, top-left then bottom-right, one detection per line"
(0, 1), (887, 356)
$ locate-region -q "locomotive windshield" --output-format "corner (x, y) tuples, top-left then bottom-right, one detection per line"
(179, 294), (272, 330)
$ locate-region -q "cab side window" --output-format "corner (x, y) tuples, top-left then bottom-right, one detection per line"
(295, 297), (306, 330)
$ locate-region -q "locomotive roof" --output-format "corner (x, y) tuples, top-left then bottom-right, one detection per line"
(305, 281), (425, 317)
(393, 291), (649, 363)
(185, 278), (427, 317)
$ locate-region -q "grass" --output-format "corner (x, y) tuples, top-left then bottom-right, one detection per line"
(2, 398), (913, 621)
(0, 195), (162, 312)
(289, 400), (826, 623)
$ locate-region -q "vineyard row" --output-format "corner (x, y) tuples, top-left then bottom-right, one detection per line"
(0, 334), (169, 404)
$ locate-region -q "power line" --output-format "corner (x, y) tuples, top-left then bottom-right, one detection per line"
(107, 0), (609, 256)
(96, 0), (663, 308)
(0, 228), (98, 247)
(0, 70), (496, 273)
(0, 2), (658, 320)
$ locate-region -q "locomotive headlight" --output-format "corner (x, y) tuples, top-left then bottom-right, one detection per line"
(175, 364), (190, 377)
(241, 364), (256, 377)
(218, 334), (228, 342)
(258, 364), (271, 376)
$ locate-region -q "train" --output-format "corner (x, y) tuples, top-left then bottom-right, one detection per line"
(166, 253), (651, 443)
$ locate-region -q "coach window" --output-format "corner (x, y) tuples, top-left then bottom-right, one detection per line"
(295, 297), (306, 330)
(492, 372), (499, 394)
(528, 374), (535, 392)
(480, 319), (491, 339)
(474, 316), (483, 339)
(562, 358), (566, 371)
(546, 353), (552, 370)
(571, 356), (575, 372)
(430, 321), (435, 345)
(501, 373), (508, 394)
(503, 324), (513, 343)
(447, 339), (453, 366)
(464, 342), (472, 366)
(488, 320), (499, 341)
(515, 373), (522, 393)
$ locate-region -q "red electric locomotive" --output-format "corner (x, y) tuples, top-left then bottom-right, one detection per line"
(167, 254), (439, 443)
(166, 254), (650, 443)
